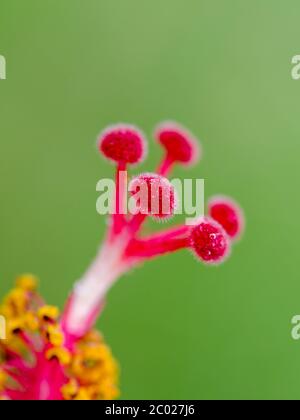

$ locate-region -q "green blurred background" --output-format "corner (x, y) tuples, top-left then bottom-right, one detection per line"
(0, 0), (299, 400)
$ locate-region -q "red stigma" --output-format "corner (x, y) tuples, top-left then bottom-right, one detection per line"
(208, 197), (244, 240)
(190, 219), (230, 264)
(155, 122), (200, 165)
(129, 173), (176, 219)
(99, 125), (147, 165)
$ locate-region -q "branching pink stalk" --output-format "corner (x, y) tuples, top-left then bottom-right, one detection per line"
(62, 122), (244, 340)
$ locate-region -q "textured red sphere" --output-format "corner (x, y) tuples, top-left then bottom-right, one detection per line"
(99, 125), (146, 165)
(155, 122), (200, 165)
(129, 173), (176, 219)
(190, 218), (230, 264)
(208, 197), (244, 239)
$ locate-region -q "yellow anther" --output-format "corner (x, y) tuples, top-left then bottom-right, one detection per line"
(82, 344), (109, 362)
(24, 312), (39, 331)
(46, 347), (71, 366)
(16, 274), (38, 292)
(0, 369), (7, 391)
(7, 318), (24, 335)
(73, 388), (91, 401)
(61, 379), (79, 400)
(4, 289), (27, 316)
(38, 306), (59, 322)
(82, 330), (103, 344)
(45, 324), (64, 346)
(71, 343), (118, 385)
(97, 379), (120, 400)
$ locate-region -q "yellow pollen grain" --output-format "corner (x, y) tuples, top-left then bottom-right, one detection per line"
(46, 347), (71, 366)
